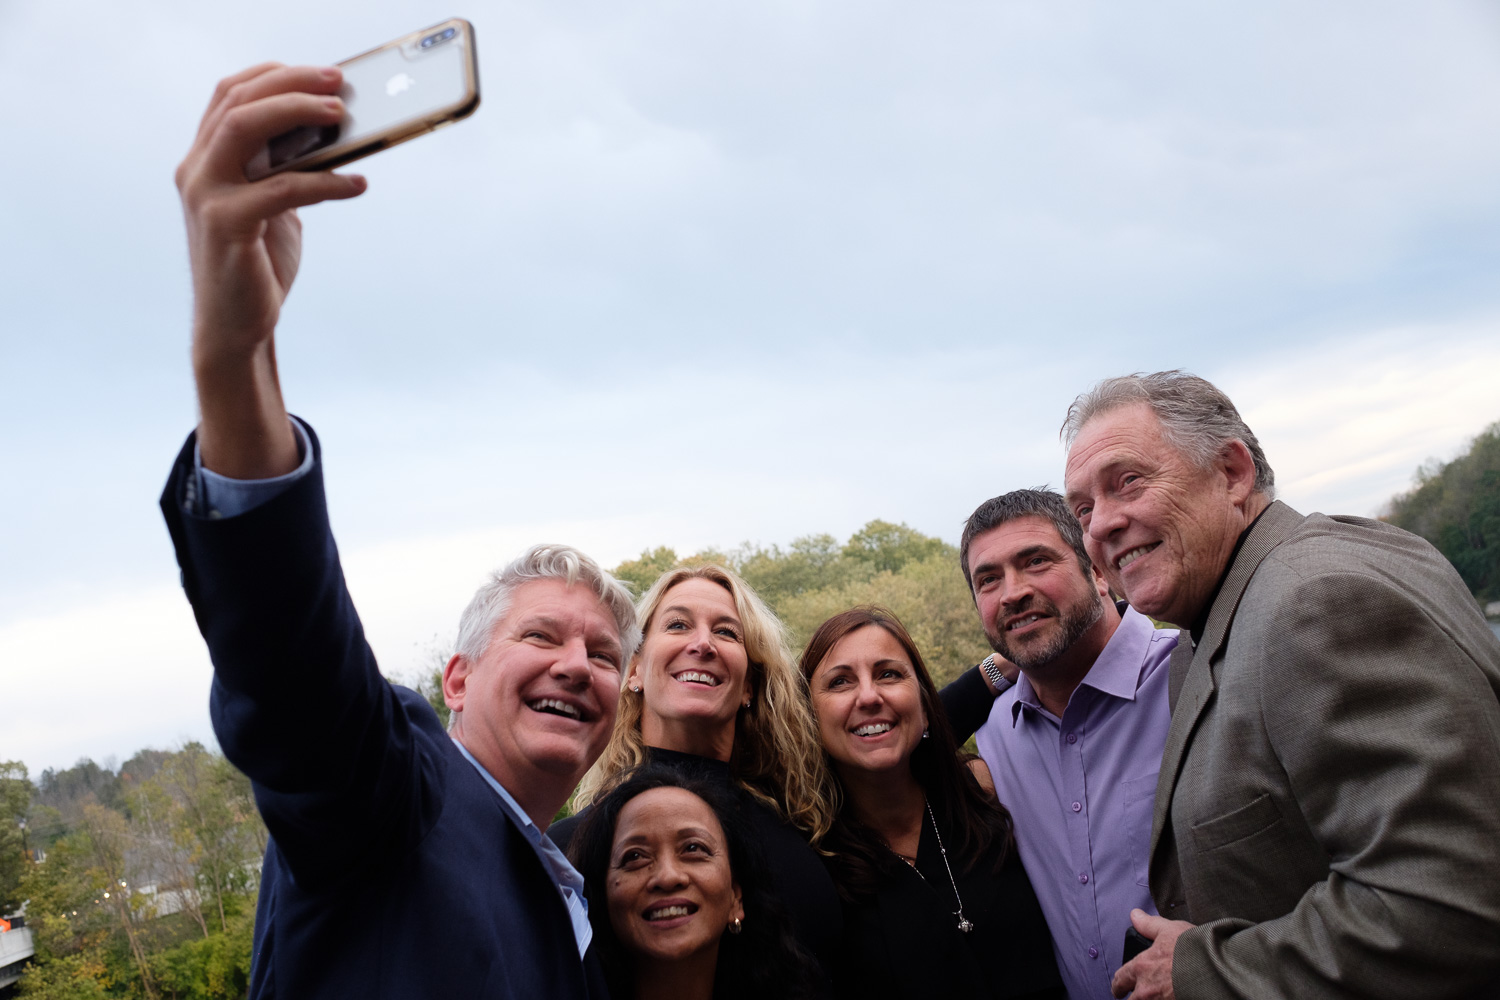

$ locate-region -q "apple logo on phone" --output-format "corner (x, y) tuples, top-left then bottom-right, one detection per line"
(386, 72), (416, 97)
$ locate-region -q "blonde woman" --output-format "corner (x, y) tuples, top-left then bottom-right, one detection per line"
(552, 565), (841, 991)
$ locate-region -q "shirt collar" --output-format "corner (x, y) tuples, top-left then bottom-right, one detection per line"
(1010, 606), (1158, 725)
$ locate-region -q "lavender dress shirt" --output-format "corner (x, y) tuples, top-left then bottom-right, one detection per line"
(975, 608), (1176, 1000)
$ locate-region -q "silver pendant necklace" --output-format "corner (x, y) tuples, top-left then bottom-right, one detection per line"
(893, 798), (974, 933)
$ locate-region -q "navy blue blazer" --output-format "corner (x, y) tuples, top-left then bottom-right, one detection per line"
(160, 427), (608, 999)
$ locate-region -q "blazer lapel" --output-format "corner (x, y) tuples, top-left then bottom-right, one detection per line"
(1149, 637), (1211, 915)
(1148, 501), (1306, 916)
(1196, 501), (1305, 666)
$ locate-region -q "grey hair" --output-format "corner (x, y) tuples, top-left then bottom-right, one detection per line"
(959, 488), (1091, 595)
(448, 544), (642, 732)
(1061, 370), (1275, 497)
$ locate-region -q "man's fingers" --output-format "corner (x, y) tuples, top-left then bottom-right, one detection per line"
(1131, 908), (1169, 936)
(199, 92), (347, 183)
(1111, 960), (1138, 999)
(236, 171), (368, 222)
(197, 65), (343, 151)
(196, 62), (285, 144)
(191, 172), (364, 244)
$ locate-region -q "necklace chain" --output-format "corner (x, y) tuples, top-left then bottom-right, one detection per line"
(894, 798), (974, 933)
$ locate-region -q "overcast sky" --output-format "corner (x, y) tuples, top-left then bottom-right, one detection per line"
(4, 0), (1499, 776)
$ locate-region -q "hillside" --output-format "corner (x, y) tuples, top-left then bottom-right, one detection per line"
(1386, 420), (1500, 605)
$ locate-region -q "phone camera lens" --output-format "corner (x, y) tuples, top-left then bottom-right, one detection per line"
(420, 27), (457, 49)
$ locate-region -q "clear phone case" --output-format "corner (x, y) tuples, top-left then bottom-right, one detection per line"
(246, 18), (480, 180)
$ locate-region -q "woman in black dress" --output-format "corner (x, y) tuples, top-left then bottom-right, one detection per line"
(551, 565), (841, 987)
(569, 765), (822, 1000)
(799, 606), (1064, 1000)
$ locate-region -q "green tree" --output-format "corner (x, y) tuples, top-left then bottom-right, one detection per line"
(34, 761), (124, 821)
(19, 810), (157, 999)
(76, 803), (159, 998)
(612, 546), (682, 596)
(14, 951), (112, 1000)
(410, 645), (454, 729)
(735, 534), (856, 607)
(841, 520), (949, 576)
(18, 830), (109, 963)
(130, 780), (210, 937)
(148, 909), (254, 1000)
(777, 553), (989, 687)
(1387, 420), (1500, 602)
(13, 744), (266, 1000)
(150, 746), (262, 935)
(1, 760), (33, 914)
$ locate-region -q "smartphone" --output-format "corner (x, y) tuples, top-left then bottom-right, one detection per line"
(246, 18), (480, 181)
(1122, 926), (1152, 963)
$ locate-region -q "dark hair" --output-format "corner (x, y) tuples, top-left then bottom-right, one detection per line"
(959, 488), (1092, 593)
(567, 766), (821, 1000)
(797, 607), (1014, 903)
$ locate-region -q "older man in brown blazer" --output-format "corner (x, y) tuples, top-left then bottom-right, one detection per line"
(1060, 371), (1500, 1000)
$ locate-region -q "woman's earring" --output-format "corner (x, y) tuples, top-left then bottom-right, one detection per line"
(630, 685), (641, 694)
(728, 917), (743, 935)
(921, 727), (929, 739)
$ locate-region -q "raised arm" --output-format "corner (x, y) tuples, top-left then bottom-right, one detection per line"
(161, 68), (428, 889)
(175, 63), (366, 478)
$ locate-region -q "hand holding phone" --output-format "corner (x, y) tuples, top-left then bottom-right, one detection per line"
(177, 21), (479, 477)
(246, 19), (480, 180)
(1122, 926), (1152, 964)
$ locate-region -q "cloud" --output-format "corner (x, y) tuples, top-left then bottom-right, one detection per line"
(1227, 319), (1500, 517)
(0, 587), (214, 775)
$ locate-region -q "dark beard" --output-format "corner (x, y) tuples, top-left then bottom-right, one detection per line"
(987, 590), (1105, 671)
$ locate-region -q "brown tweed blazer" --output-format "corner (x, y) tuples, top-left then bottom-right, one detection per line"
(1149, 501), (1500, 999)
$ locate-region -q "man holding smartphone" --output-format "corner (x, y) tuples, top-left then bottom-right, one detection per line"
(164, 63), (631, 999)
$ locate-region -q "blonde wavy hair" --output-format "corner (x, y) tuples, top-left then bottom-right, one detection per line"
(574, 564), (835, 843)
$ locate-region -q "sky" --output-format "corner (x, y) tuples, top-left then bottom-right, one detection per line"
(3, 0), (1499, 776)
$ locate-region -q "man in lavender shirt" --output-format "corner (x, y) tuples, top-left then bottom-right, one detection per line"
(958, 489), (1176, 1000)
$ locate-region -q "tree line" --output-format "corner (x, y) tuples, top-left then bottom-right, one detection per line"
(1385, 419), (1500, 605)
(1, 748), (265, 999)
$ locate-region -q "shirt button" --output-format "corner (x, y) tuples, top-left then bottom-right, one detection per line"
(1078, 873), (1089, 884)
(1072, 801), (1082, 813)
(1066, 733), (1077, 744)
(1088, 947), (1099, 959)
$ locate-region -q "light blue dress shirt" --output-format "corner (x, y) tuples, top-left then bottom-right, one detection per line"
(192, 417), (593, 958)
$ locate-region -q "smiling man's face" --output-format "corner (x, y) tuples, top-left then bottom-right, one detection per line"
(968, 515), (1107, 671)
(1064, 402), (1245, 628)
(448, 578), (623, 817)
